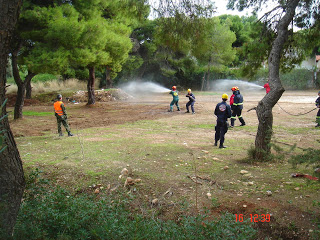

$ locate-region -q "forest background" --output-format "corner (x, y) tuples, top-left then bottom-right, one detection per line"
(6, 0), (320, 107)
(1, 0), (320, 239)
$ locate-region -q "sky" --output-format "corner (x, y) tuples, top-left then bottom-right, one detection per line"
(148, 0), (257, 19)
(214, 0), (252, 16)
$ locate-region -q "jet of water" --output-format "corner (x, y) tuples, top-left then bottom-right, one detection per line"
(210, 79), (264, 92)
(119, 81), (170, 94)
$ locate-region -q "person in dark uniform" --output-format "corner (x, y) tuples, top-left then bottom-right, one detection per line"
(54, 94), (73, 137)
(315, 91), (320, 127)
(214, 93), (232, 148)
(230, 87), (246, 127)
(185, 89), (196, 114)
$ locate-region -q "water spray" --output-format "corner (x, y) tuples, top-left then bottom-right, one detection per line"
(119, 81), (171, 94)
(210, 79), (264, 92)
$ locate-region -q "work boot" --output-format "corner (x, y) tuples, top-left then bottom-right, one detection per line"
(192, 112), (195, 114)
(219, 145), (227, 149)
(185, 110), (190, 113)
(231, 118), (235, 127)
(239, 118), (246, 126)
(68, 132), (74, 137)
(59, 132), (63, 137)
(177, 108), (180, 111)
(168, 109), (173, 112)
(214, 141), (218, 146)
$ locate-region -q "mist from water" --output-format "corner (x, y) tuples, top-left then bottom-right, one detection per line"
(210, 79), (264, 92)
(119, 81), (170, 95)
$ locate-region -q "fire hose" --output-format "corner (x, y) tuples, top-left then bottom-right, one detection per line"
(247, 104), (317, 116)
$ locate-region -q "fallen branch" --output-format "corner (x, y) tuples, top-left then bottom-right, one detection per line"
(187, 175), (202, 185)
(196, 175), (216, 185)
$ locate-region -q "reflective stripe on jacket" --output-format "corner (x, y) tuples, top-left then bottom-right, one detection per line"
(54, 101), (64, 116)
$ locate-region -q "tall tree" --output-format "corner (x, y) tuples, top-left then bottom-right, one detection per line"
(0, 0), (26, 238)
(10, 0), (77, 117)
(228, 0), (319, 159)
(191, 17), (236, 89)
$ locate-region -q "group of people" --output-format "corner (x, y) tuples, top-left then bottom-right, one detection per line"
(54, 85), (320, 140)
(214, 86), (245, 148)
(168, 86), (196, 114)
(167, 85), (245, 149)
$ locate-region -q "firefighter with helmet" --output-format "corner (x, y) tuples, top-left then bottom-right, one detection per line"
(230, 86), (237, 110)
(54, 94), (73, 137)
(185, 88), (196, 114)
(168, 86), (180, 112)
(214, 93), (231, 148)
(230, 87), (246, 127)
(315, 90), (320, 127)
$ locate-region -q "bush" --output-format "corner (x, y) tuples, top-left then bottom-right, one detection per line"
(14, 170), (257, 240)
(33, 74), (59, 83)
(250, 68), (313, 90)
(288, 148), (320, 181)
(280, 69), (313, 90)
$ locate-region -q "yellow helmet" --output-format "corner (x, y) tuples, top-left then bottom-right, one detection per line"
(187, 89), (191, 92)
(222, 93), (228, 100)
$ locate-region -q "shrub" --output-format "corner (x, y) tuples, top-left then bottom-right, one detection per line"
(33, 74), (59, 83)
(288, 148), (320, 181)
(14, 170), (257, 240)
(250, 68), (313, 90)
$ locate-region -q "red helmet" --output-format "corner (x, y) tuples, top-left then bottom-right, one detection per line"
(172, 86), (176, 90)
(231, 87), (236, 91)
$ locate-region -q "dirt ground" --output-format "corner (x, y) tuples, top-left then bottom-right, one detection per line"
(8, 90), (320, 239)
(8, 90), (319, 138)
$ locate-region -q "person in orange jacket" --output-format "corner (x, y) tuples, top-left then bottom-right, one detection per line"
(54, 94), (73, 137)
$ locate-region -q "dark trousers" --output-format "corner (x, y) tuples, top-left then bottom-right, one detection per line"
(215, 121), (228, 146)
(317, 109), (320, 124)
(231, 107), (245, 126)
(186, 101), (195, 112)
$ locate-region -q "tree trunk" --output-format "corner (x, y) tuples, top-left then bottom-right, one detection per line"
(254, 0), (300, 160)
(87, 66), (95, 105)
(14, 84), (26, 119)
(12, 50), (35, 119)
(105, 66), (112, 89)
(26, 80), (32, 99)
(0, 0), (25, 238)
(200, 75), (205, 91)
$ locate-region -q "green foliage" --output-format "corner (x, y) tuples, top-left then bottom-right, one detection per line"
(289, 148), (320, 175)
(246, 140), (290, 163)
(280, 69), (313, 90)
(248, 68), (313, 90)
(32, 73), (58, 82)
(14, 169), (257, 240)
(16, 0), (150, 86)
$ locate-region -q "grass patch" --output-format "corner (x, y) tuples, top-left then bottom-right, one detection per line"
(23, 111), (52, 116)
(189, 123), (215, 129)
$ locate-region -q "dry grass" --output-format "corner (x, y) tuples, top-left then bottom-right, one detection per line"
(6, 78), (100, 95)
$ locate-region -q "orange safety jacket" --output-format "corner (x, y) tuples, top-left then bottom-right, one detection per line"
(54, 101), (64, 116)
